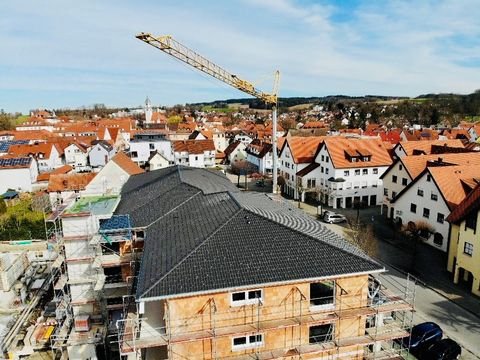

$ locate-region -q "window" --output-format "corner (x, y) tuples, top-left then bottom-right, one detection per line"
(362, 169), (368, 175)
(325, 168), (329, 174)
(232, 334), (263, 350)
(431, 193), (438, 201)
(326, 156), (329, 163)
(464, 242), (473, 256)
(465, 212), (477, 231)
(195, 156), (198, 161)
(437, 213), (444, 224)
(231, 289), (263, 306)
(373, 168), (378, 174)
(427, 174), (432, 182)
(320, 166), (324, 173)
(344, 170), (350, 177)
(309, 324), (334, 344)
(402, 178), (408, 186)
(130, 151), (138, 158)
(307, 179), (316, 188)
(321, 155), (324, 161)
(310, 281), (335, 308)
(417, 189), (424, 197)
(355, 169), (360, 176)
(392, 175), (397, 183)
(433, 232), (443, 246)
(392, 191), (397, 199)
(423, 208), (430, 218)
(399, 164), (403, 170)
(384, 188), (388, 196)
(149, 143), (155, 150)
(410, 203), (417, 213)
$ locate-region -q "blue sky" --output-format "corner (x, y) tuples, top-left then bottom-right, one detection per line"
(1, 0), (480, 113)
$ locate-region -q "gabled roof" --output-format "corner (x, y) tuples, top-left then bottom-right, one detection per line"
(392, 152), (480, 181)
(37, 165), (73, 182)
(173, 139), (215, 154)
(47, 173), (96, 192)
(280, 136), (325, 163)
(111, 152), (144, 175)
(8, 143), (59, 160)
(322, 138), (392, 169)
(396, 139), (464, 156)
(245, 139), (272, 159)
(447, 184), (480, 224)
(116, 166), (382, 300)
(223, 141), (242, 157)
(91, 140), (113, 152)
(428, 165), (480, 209)
(296, 162), (320, 177)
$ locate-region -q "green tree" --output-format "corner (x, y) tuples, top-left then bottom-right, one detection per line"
(0, 199), (6, 215)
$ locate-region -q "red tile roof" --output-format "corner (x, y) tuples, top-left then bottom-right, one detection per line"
(323, 138), (392, 169)
(8, 143), (59, 159)
(47, 173), (96, 192)
(283, 136), (326, 163)
(112, 152), (144, 175)
(173, 140), (215, 154)
(447, 184), (480, 223)
(398, 139), (465, 156)
(37, 165), (73, 182)
(429, 165), (480, 209)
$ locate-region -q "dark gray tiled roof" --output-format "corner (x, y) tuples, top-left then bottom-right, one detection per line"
(141, 210), (381, 299)
(115, 166), (383, 300)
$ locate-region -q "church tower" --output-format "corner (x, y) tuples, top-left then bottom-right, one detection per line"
(145, 96), (153, 124)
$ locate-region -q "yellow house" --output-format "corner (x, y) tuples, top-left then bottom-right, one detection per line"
(447, 184), (480, 296)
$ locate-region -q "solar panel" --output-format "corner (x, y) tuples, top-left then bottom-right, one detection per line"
(0, 140), (29, 152)
(99, 215), (131, 232)
(0, 157), (32, 168)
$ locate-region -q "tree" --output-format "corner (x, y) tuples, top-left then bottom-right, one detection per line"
(344, 222), (378, 258)
(230, 160), (254, 188)
(0, 199), (6, 215)
(402, 220), (435, 272)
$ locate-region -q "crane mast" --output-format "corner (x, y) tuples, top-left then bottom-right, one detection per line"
(136, 32), (280, 194)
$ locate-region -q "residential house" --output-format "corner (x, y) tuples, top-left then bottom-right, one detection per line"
(148, 151), (173, 171)
(222, 141), (247, 165)
(381, 152), (480, 219)
(88, 140), (116, 168)
(84, 152), (144, 196)
(112, 166), (412, 360)
(399, 128), (439, 142)
(47, 172), (97, 209)
(129, 131), (173, 167)
(0, 157), (39, 193)
(0, 140), (29, 156)
(64, 142), (91, 172)
(245, 139), (273, 175)
(392, 139), (465, 159)
(304, 138), (392, 208)
(8, 142), (63, 172)
(173, 140), (216, 168)
(447, 184), (480, 296)
(390, 165), (480, 252)
(278, 136), (325, 199)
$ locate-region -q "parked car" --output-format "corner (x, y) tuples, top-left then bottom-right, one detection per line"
(255, 179), (265, 187)
(323, 212), (347, 224)
(402, 322), (443, 353)
(420, 338), (461, 360)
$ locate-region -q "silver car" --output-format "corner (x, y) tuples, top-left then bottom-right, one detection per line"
(323, 212), (347, 224)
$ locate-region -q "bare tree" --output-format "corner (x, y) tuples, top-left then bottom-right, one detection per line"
(402, 220), (435, 272)
(344, 219), (378, 258)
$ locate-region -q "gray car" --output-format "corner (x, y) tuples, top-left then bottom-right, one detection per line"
(323, 212), (347, 224)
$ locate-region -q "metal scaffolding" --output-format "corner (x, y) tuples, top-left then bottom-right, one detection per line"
(115, 273), (416, 360)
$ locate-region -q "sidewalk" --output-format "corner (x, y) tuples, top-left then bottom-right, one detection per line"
(291, 200), (480, 319)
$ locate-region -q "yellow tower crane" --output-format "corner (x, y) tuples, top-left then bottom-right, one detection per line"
(136, 32), (281, 194)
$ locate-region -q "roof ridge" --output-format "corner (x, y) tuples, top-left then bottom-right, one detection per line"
(140, 206), (244, 299)
(241, 199), (378, 266)
(144, 189), (202, 229)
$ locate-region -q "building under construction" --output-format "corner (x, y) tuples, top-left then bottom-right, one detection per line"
(46, 165), (415, 360)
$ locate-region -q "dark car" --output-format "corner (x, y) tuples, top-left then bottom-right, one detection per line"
(420, 338), (461, 360)
(402, 322), (443, 353)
